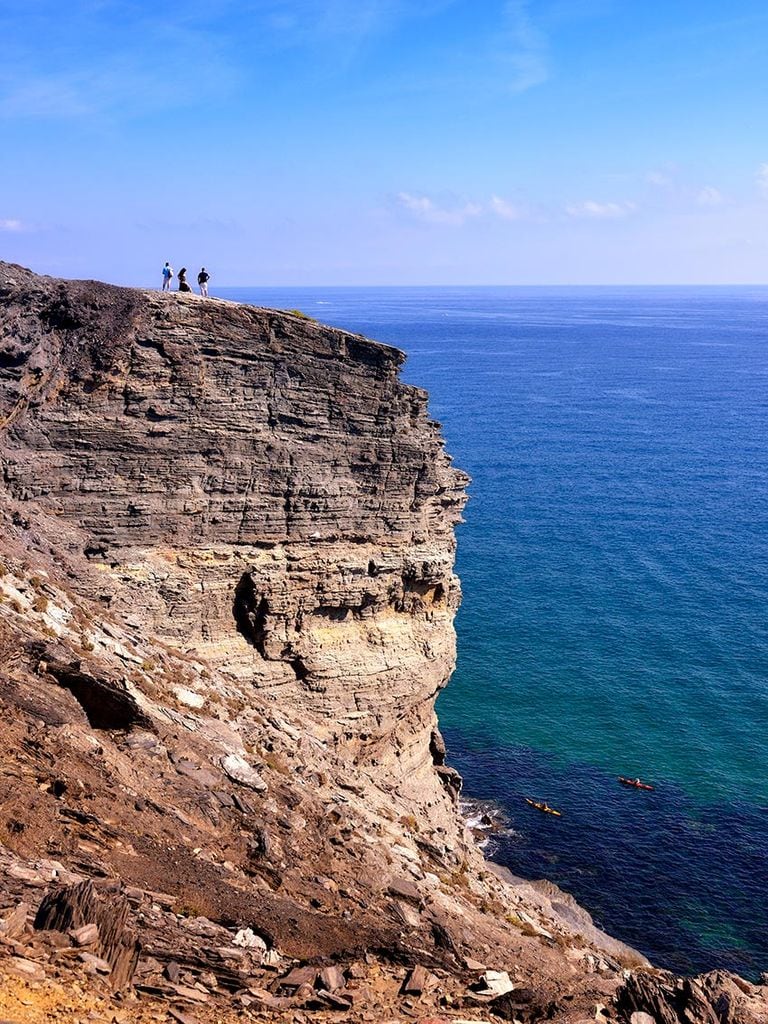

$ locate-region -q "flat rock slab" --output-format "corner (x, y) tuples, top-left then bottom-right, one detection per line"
(403, 965), (438, 995)
(473, 969), (514, 997)
(0, 904), (29, 940)
(169, 984), (210, 1003)
(278, 965), (319, 991)
(317, 990), (353, 1010)
(4, 956), (46, 981)
(219, 754), (267, 792)
(79, 951), (112, 974)
(319, 965), (346, 992)
(168, 1010), (198, 1024)
(388, 878), (422, 905)
(70, 922), (100, 946)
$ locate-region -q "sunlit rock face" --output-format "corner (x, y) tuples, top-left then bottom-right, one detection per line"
(5, 266), (759, 1024)
(0, 262), (468, 819)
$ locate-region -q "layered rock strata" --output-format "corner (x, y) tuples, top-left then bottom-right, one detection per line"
(0, 263), (765, 1024)
(0, 263), (466, 820)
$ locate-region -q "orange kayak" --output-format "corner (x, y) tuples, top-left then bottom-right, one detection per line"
(525, 798), (562, 816)
(618, 777), (654, 791)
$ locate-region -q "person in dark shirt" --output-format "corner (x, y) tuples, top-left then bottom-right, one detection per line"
(197, 267), (210, 297)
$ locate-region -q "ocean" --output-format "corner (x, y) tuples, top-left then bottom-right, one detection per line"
(221, 285), (768, 980)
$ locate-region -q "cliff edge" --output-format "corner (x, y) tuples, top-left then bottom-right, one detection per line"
(0, 264), (764, 1024)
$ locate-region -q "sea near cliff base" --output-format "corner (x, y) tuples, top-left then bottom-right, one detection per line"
(223, 284), (768, 981)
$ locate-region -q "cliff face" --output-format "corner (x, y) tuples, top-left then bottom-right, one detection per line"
(0, 263), (466, 821)
(0, 264), (764, 1024)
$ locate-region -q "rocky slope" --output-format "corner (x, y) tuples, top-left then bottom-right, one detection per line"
(0, 262), (765, 1024)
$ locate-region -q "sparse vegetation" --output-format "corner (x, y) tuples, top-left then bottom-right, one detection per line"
(71, 606), (93, 628)
(506, 911), (542, 938)
(263, 751), (290, 776)
(441, 860), (471, 891)
(175, 901), (205, 919)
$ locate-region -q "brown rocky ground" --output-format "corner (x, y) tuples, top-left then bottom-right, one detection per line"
(0, 263), (765, 1024)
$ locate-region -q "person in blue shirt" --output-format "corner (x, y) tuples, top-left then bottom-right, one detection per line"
(161, 262), (174, 291)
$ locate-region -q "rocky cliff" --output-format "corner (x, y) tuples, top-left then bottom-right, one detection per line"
(0, 263), (765, 1024)
(0, 262), (467, 828)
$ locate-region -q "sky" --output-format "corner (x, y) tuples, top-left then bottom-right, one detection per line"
(2, 0), (768, 285)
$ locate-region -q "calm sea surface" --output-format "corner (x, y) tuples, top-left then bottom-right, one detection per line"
(222, 286), (768, 979)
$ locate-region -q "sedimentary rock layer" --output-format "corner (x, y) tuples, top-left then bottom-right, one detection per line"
(0, 263), (467, 813)
(1, 263), (764, 1024)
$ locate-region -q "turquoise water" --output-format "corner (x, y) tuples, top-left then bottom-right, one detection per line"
(222, 286), (768, 978)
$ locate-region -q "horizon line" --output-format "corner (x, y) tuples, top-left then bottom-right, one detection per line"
(147, 281), (768, 290)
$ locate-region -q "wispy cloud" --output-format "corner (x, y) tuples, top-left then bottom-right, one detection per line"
(0, 218), (25, 232)
(646, 170), (673, 187)
(0, 10), (239, 120)
(757, 164), (768, 195)
(498, 0), (550, 93)
(376, 0), (548, 98)
(256, 0), (458, 66)
(696, 186), (724, 206)
(264, 0), (455, 40)
(490, 195), (525, 220)
(565, 199), (636, 219)
(396, 192), (482, 225)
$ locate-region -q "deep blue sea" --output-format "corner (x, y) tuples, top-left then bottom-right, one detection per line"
(222, 286), (768, 980)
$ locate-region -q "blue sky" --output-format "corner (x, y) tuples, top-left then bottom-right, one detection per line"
(2, 0), (768, 284)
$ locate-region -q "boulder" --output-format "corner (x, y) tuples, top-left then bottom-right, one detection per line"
(220, 754), (267, 792)
(233, 927), (267, 952)
(0, 902), (29, 940)
(388, 878), (423, 905)
(472, 969), (514, 997)
(403, 965), (438, 996)
(319, 965), (346, 992)
(70, 922), (99, 946)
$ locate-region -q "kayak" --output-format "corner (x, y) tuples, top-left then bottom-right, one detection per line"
(525, 798), (562, 816)
(618, 777), (654, 791)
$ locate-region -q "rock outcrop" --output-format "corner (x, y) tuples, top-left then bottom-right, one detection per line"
(0, 263), (765, 1024)
(0, 261), (467, 828)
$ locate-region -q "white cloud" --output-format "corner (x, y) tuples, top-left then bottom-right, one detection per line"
(0, 218), (24, 232)
(396, 192), (482, 226)
(565, 200), (636, 219)
(696, 186), (723, 206)
(490, 195), (524, 220)
(646, 171), (672, 187)
(757, 164), (768, 194)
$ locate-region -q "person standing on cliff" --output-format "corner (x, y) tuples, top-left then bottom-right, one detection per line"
(161, 262), (173, 291)
(197, 267), (210, 297)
